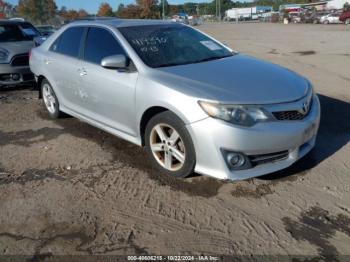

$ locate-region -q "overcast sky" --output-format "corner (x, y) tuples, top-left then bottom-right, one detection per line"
(6, 0), (218, 13)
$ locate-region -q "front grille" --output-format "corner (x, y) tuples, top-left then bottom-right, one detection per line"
(249, 150), (289, 167)
(273, 111), (306, 121)
(272, 95), (313, 121)
(11, 54), (29, 67)
(0, 74), (12, 82)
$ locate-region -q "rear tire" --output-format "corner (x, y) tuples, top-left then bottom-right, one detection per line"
(145, 111), (196, 178)
(41, 79), (62, 119)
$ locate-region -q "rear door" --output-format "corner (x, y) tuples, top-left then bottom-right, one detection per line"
(46, 26), (86, 112)
(78, 26), (139, 136)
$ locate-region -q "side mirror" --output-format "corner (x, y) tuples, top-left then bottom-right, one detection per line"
(33, 36), (47, 47)
(101, 54), (128, 69)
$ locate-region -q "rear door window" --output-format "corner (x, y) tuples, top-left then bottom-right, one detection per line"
(83, 27), (125, 65)
(0, 25), (24, 42)
(19, 23), (39, 39)
(51, 27), (85, 59)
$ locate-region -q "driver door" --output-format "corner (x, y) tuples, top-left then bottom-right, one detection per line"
(77, 26), (139, 136)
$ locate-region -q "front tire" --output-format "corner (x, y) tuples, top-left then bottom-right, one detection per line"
(145, 111), (196, 178)
(41, 79), (62, 119)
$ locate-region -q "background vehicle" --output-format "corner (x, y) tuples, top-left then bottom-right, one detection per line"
(30, 19), (320, 181)
(320, 13), (341, 24)
(171, 13), (189, 24)
(188, 16), (201, 26)
(289, 12), (302, 23)
(36, 25), (55, 36)
(340, 10), (350, 24)
(0, 20), (39, 87)
(33, 35), (48, 47)
(302, 11), (329, 24)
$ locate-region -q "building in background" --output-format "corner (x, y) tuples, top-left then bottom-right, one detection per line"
(326, 0), (349, 9)
(225, 6), (273, 21)
(280, 0), (348, 12)
(302, 1), (328, 11)
(279, 4), (303, 13)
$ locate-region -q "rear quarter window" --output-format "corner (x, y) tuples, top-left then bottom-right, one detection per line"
(50, 27), (85, 59)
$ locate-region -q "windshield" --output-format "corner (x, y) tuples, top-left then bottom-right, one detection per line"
(118, 24), (233, 68)
(0, 23), (38, 42)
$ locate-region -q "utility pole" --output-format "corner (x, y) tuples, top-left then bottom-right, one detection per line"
(162, 0), (165, 20)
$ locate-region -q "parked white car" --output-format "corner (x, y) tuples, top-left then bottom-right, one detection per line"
(320, 13), (341, 24)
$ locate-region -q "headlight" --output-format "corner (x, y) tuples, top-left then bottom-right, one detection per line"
(0, 48), (9, 64)
(199, 101), (271, 127)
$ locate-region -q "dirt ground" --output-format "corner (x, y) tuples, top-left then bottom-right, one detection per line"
(0, 23), (349, 258)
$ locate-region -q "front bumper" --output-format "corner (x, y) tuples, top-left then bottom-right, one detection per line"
(187, 95), (321, 180)
(0, 64), (34, 86)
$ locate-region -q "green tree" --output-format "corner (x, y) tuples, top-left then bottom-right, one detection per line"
(344, 2), (350, 11)
(97, 2), (114, 17)
(116, 3), (125, 16)
(158, 0), (169, 18)
(136, 0), (159, 18)
(168, 5), (179, 15)
(116, 4), (143, 18)
(183, 2), (197, 15)
(17, 0), (57, 24)
(78, 9), (88, 18)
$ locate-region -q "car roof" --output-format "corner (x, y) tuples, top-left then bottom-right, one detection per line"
(69, 18), (177, 28)
(0, 20), (32, 26)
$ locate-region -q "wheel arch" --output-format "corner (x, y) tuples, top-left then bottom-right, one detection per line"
(37, 75), (46, 99)
(139, 105), (192, 146)
(139, 106), (169, 146)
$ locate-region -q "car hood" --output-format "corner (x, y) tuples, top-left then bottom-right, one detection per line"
(1, 41), (34, 59)
(156, 54), (309, 104)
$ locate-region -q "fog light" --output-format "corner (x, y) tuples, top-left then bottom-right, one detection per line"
(11, 74), (20, 81)
(227, 153), (246, 167)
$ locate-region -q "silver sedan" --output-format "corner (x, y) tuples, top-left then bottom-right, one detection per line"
(30, 19), (321, 180)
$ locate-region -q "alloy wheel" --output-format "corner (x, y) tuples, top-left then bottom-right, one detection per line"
(150, 124), (186, 172)
(42, 83), (56, 114)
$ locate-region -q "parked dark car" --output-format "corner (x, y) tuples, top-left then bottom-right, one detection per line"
(340, 10), (350, 24)
(0, 20), (39, 87)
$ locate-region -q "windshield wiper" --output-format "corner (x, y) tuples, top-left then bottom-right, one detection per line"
(157, 61), (195, 68)
(193, 54), (233, 64)
(156, 54), (234, 68)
